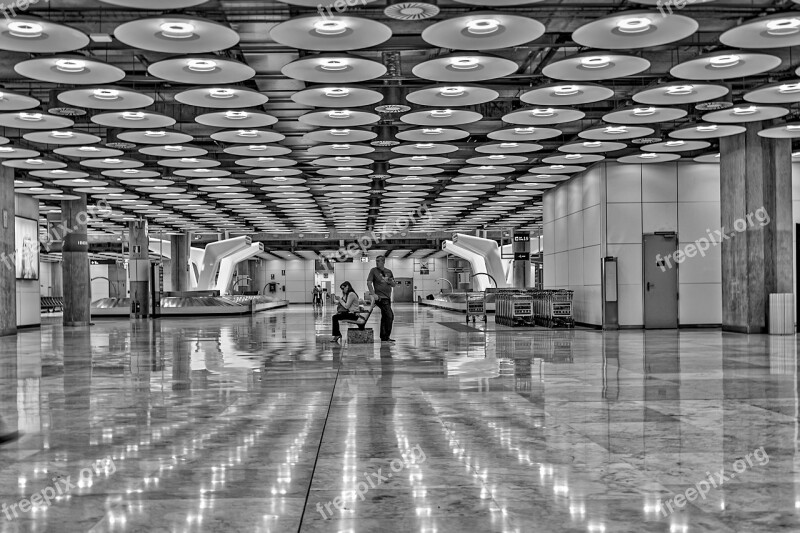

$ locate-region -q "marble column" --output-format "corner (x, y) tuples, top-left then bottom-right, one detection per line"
(512, 232), (531, 289)
(0, 168), (15, 336)
(170, 233), (190, 293)
(129, 220), (150, 318)
(719, 122), (793, 333)
(62, 195), (91, 327)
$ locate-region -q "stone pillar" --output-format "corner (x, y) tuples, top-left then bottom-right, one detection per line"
(170, 233), (190, 292)
(129, 220), (150, 318)
(0, 170), (15, 336)
(719, 122), (793, 333)
(512, 231), (531, 289)
(62, 195), (91, 327)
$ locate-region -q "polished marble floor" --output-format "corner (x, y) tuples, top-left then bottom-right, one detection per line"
(0, 304), (798, 532)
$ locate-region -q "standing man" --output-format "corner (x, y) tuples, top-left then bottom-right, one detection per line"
(367, 255), (398, 343)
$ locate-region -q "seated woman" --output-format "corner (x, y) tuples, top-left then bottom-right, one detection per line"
(331, 281), (360, 342)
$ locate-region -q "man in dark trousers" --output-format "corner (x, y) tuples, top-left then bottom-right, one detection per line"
(367, 255), (399, 343)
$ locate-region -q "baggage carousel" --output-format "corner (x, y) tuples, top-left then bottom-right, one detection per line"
(91, 294), (288, 317)
(418, 291), (497, 313)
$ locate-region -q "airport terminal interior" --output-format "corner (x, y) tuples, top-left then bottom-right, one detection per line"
(2, 0), (800, 531)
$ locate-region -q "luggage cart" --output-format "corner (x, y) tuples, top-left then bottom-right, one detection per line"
(466, 291), (487, 323)
(494, 290), (535, 327)
(532, 290), (575, 328)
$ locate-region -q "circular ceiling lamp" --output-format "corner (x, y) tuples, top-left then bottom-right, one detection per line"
(31, 169), (89, 180)
(758, 123), (800, 138)
(389, 156), (451, 166)
(694, 153), (721, 164)
(292, 86), (383, 108)
(270, 15), (391, 51)
(140, 145), (208, 158)
(528, 164), (585, 174)
(518, 174), (568, 183)
(412, 53), (518, 82)
(307, 143), (374, 156)
(421, 13), (545, 50)
(0, 16), (89, 53)
(387, 166), (443, 175)
(642, 140), (710, 152)
(521, 83), (614, 105)
(322, 177), (373, 184)
(174, 87), (268, 109)
(4, 158), (66, 170)
(488, 127), (561, 141)
(57, 87), (154, 110)
(114, 17), (239, 54)
(303, 128), (376, 143)
(459, 166), (516, 175)
(579, 125), (655, 140)
(668, 123), (745, 139)
(224, 144), (292, 157)
(453, 0), (545, 5)
(632, 82), (729, 105)
(55, 146), (123, 158)
(572, 10), (698, 49)
(720, 12), (800, 49)
(542, 153), (604, 165)
(558, 140), (627, 153)
(176, 168), (231, 178)
(102, 169), (160, 178)
(282, 54), (387, 83)
(670, 51), (781, 80)
(0, 112), (73, 130)
(384, 2), (440, 21)
(158, 158), (221, 169)
(298, 109), (380, 127)
(0, 90), (39, 111)
(23, 130), (101, 145)
(91, 111), (176, 129)
(745, 81), (800, 104)
(391, 143), (459, 155)
(542, 52), (650, 81)
(117, 130), (194, 145)
(400, 109), (482, 126)
(451, 175), (505, 183)
(99, 0), (209, 7)
(235, 157), (297, 168)
(617, 153), (681, 164)
(703, 105), (788, 123)
(148, 57), (256, 84)
(80, 158), (143, 170)
(210, 129), (285, 144)
(196, 111), (278, 128)
(602, 105), (686, 124)
(467, 154), (528, 165)
(311, 156), (374, 167)
(15, 56), (125, 85)
(476, 142), (542, 154)
(395, 127), (469, 142)
(317, 167), (373, 177)
(54, 179), (110, 188)
(502, 107), (584, 125)
(406, 85), (498, 107)
(627, 0), (714, 4)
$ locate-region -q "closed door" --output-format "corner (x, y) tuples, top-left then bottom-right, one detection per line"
(393, 278), (413, 302)
(643, 234), (679, 329)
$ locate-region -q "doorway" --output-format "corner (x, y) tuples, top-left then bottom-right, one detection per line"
(393, 278), (414, 302)
(643, 233), (679, 329)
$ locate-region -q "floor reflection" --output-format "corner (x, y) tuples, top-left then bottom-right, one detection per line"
(0, 306), (796, 532)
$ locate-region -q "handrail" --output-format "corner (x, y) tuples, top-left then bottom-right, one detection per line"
(471, 272), (497, 289)
(90, 276), (119, 297)
(436, 277), (454, 291)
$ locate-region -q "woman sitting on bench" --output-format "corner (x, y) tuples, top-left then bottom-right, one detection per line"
(331, 281), (360, 343)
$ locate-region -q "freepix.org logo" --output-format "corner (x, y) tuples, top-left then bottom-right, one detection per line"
(0, 0), (50, 21)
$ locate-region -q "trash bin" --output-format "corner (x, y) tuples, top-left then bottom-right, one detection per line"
(769, 293), (794, 335)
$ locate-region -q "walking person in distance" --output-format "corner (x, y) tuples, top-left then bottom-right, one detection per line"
(367, 256), (398, 343)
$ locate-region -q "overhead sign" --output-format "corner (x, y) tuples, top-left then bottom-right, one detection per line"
(514, 252), (530, 261)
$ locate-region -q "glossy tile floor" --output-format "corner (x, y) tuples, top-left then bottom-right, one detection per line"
(0, 304), (799, 532)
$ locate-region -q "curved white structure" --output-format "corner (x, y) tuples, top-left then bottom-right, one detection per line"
(148, 238), (205, 289)
(196, 236), (252, 291)
(446, 233), (511, 291)
(216, 242), (264, 295)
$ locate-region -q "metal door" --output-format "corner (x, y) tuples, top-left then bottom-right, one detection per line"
(393, 278), (414, 302)
(643, 234), (679, 329)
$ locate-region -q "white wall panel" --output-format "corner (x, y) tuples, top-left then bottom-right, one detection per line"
(606, 243), (643, 287)
(606, 163), (641, 203)
(583, 245), (602, 286)
(679, 283), (722, 324)
(678, 202), (720, 243)
(567, 211), (584, 250)
(677, 241), (721, 284)
(554, 252), (569, 287)
(607, 203), (643, 244)
(568, 249), (584, 286)
(678, 163), (720, 203)
(642, 163), (678, 202)
(583, 166), (603, 208)
(617, 283), (643, 326)
(583, 204), (602, 247)
(642, 202), (678, 233)
(567, 175), (584, 215)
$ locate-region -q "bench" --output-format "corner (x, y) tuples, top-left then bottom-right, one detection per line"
(41, 296), (64, 313)
(340, 294), (377, 344)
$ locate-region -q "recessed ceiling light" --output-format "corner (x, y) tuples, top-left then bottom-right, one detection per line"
(440, 87), (465, 97)
(732, 106), (757, 115)
(26, 159), (44, 165)
(237, 130), (259, 137)
(583, 141), (602, 147)
(330, 129), (350, 136)
(450, 57), (480, 70)
(488, 155), (506, 160)
(778, 83), (800, 94)
(122, 111), (145, 121)
(55, 59), (86, 73)
(209, 88), (235, 99)
(164, 145), (184, 152)
(553, 85), (580, 96)
(50, 131), (74, 138)
(8, 21), (43, 38)
(696, 124), (718, 132)
(564, 154), (582, 159)
(581, 56), (611, 69)
(616, 16), (652, 34)
(328, 110), (351, 119)
(766, 18), (800, 36)
(604, 126), (627, 134)
(414, 143), (434, 148)
(531, 108), (555, 117)
(331, 144), (351, 150)
(320, 59), (348, 71)
(160, 22), (195, 39)
(514, 127), (535, 134)
(19, 112), (42, 121)
(709, 55), (740, 68)
(665, 140), (685, 147)
(465, 18), (501, 35)
(0, 147), (15, 153)
(499, 142), (518, 148)
(93, 89), (120, 100)
(638, 153), (658, 159)
(145, 131), (167, 137)
(225, 110), (248, 120)
(187, 59), (217, 72)
(633, 107), (656, 116)
(422, 128), (443, 134)
(313, 20), (348, 36)
(429, 109), (452, 118)
(325, 88), (350, 98)
(786, 125), (800, 131)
